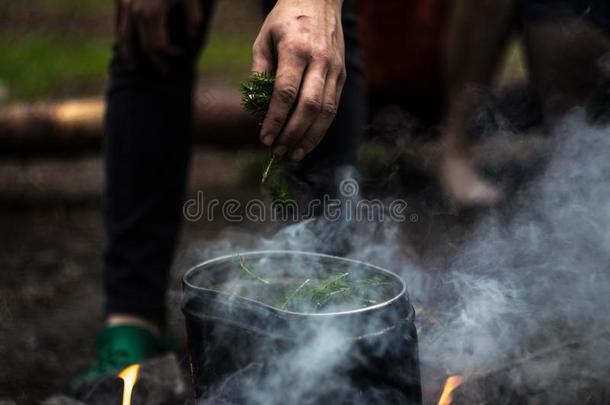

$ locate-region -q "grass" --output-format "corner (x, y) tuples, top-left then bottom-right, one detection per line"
(0, 31), (252, 102)
(199, 37), (252, 75)
(0, 0), (255, 101)
(0, 0), (111, 15)
(0, 33), (111, 101)
(0, 0), (524, 103)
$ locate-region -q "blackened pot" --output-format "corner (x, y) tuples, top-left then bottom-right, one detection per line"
(182, 250), (422, 405)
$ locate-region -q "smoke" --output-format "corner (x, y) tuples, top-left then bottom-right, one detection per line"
(178, 113), (610, 403)
(420, 113), (610, 375)
(241, 325), (352, 405)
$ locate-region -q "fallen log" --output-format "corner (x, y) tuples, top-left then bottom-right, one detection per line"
(0, 89), (260, 155)
(0, 88), (550, 172)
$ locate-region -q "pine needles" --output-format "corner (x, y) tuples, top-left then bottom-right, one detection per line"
(238, 256), (269, 284)
(280, 273), (390, 312)
(240, 72), (292, 204)
(261, 154), (292, 206)
(235, 258), (390, 313)
(240, 72), (275, 123)
(280, 278), (311, 309)
(261, 155), (276, 185)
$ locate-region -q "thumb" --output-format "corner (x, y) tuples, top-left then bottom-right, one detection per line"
(251, 34), (275, 75)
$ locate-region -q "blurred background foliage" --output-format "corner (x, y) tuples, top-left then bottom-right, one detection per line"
(0, 0), (261, 102)
(0, 0), (526, 103)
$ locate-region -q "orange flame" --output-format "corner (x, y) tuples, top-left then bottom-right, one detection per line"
(118, 364), (140, 405)
(437, 375), (464, 405)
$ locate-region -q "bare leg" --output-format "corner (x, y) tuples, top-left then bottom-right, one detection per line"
(436, 0), (517, 207)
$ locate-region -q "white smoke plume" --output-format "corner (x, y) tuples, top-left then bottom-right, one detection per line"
(178, 113), (610, 403)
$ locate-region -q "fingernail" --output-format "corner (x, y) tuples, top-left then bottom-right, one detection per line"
(291, 148), (305, 161)
(261, 135), (273, 146)
(274, 145), (287, 156)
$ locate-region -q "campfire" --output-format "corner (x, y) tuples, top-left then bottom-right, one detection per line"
(437, 376), (464, 405)
(118, 364), (139, 405)
(428, 329), (610, 405)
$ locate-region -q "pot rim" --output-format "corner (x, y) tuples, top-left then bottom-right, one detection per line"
(183, 249), (408, 318)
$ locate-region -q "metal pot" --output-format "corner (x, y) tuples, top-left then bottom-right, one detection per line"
(182, 250), (422, 404)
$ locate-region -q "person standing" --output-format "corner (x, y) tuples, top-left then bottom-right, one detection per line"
(73, 0), (365, 388)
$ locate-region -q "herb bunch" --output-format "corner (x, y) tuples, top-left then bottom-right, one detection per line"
(240, 72), (275, 123)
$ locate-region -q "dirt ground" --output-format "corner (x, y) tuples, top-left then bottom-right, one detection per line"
(0, 147), (280, 403)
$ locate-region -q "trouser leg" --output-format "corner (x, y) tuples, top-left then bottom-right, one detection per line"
(103, 1), (215, 326)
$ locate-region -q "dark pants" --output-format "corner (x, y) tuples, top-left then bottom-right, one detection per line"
(103, 0), (365, 325)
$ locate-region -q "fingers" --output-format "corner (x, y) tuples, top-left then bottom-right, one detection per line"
(118, 1), (183, 74)
(273, 61), (329, 160)
(259, 47), (306, 148)
(250, 2), (346, 158)
(291, 67), (345, 161)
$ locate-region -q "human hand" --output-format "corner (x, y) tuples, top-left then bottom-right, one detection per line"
(117, 0), (203, 73)
(251, 0), (345, 161)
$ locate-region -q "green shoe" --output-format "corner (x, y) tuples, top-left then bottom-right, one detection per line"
(70, 324), (176, 393)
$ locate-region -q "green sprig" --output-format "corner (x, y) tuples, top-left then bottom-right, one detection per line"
(280, 273), (390, 312)
(240, 72), (275, 123)
(261, 154), (276, 185)
(241, 73), (293, 206)
(280, 278), (311, 309)
(238, 257), (269, 285)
